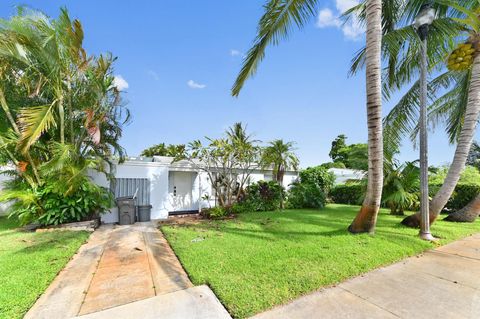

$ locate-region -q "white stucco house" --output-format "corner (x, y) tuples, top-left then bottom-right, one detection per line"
(328, 168), (366, 185)
(92, 156), (299, 223)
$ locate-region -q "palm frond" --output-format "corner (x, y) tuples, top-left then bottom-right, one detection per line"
(17, 102), (56, 153)
(232, 0), (318, 96)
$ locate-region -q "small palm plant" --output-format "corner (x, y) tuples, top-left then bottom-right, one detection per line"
(261, 140), (299, 185)
(382, 161), (420, 215)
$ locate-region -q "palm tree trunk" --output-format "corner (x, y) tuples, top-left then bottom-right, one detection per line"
(402, 53), (480, 228)
(349, 0), (383, 234)
(0, 88), (41, 184)
(444, 194), (480, 222)
(58, 97), (65, 144)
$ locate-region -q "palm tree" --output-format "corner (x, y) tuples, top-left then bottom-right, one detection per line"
(347, 1), (480, 228)
(0, 8), (87, 152)
(444, 195), (480, 222)
(261, 140), (299, 184)
(382, 161), (420, 215)
(231, 0), (384, 233)
(346, 0), (383, 234)
(399, 2), (480, 227)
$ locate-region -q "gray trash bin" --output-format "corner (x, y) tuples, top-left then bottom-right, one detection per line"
(137, 205), (152, 222)
(116, 196), (136, 225)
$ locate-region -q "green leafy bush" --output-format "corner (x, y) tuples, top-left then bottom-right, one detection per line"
(299, 166), (335, 194)
(330, 182), (480, 213)
(330, 184), (365, 205)
(3, 178), (113, 226)
(287, 182), (326, 209)
(429, 165), (480, 185)
(201, 206), (228, 219)
(243, 181), (285, 211)
(230, 201), (256, 214)
(430, 183), (480, 212)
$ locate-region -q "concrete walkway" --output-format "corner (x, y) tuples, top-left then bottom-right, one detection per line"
(25, 222), (230, 319)
(252, 233), (480, 319)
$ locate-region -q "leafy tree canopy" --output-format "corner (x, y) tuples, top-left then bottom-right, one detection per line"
(140, 143), (186, 159)
(329, 135), (368, 171)
(430, 165), (480, 185)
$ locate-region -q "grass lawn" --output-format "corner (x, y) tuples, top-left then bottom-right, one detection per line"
(0, 217), (90, 319)
(161, 204), (480, 318)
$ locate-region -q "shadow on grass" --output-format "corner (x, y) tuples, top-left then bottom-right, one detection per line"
(166, 205), (422, 245)
(14, 231), (88, 255)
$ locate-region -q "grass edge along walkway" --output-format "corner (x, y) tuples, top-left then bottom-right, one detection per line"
(161, 204), (480, 318)
(0, 217), (90, 319)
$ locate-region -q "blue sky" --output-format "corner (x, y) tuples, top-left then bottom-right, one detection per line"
(1, 0), (474, 168)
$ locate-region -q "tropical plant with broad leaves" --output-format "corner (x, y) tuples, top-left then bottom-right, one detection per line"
(0, 8), (128, 225)
(382, 161), (420, 215)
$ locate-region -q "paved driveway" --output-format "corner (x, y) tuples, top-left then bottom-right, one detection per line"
(25, 222), (231, 319)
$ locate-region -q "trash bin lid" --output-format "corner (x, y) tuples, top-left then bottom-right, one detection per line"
(116, 196), (134, 200)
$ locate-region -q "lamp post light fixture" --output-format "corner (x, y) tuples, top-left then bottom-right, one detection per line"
(414, 3), (436, 241)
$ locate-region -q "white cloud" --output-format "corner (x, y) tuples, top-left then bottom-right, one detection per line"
(230, 49), (243, 57)
(187, 80), (206, 89)
(335, 0), (359, 12)
(317, 9), (340, 28)
(316, 0), (365, 40)
(113, 75), (129, 91)
(147, 70), (159, 81)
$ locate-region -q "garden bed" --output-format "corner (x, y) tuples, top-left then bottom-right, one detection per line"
(35, 219), (100, 232)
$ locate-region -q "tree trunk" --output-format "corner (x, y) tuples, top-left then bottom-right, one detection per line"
(402, 53), (480, 228)
(276, 166), (285, 185)
(348, 0), (383, 234)
(0, 88), (41, 185)
(58, 97), (65, 144)
(444, 194), (480, 222)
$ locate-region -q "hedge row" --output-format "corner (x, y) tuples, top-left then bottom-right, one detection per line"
(330, 183), (480, 212)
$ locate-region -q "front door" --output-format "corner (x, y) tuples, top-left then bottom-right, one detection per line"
(169, 171), (194, 212)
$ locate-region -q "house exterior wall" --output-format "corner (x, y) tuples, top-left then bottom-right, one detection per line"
(0, 166), (14, 216)
(94, 160), (299, 223)
(328, 168), (366, 185)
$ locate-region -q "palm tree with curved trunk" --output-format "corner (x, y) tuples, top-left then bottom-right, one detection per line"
(232, 0), (384, 234)
(261, 139), (299, 185)
(400, 2), (480, 227)
(347, 1), (480, 228)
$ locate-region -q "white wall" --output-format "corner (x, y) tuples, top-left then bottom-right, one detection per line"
(92, 162), (299, 223)
(328, 168), (366, 185)
(0, 172), (11, 216)
(98, 162), (171, 222)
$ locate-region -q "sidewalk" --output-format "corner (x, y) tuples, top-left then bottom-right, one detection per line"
(25, 222), (230, 319)
(252, 233), (480, 319)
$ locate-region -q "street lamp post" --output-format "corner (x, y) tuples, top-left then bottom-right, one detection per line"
(414, 3), (436, 241)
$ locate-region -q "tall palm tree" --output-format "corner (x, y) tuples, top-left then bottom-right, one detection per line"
(348, 1), (480, 228)
(232, 0), (384, 233)
(399, 1), (480, 227)
(347, 0), (383, 234)
(261, 139), (299, 184)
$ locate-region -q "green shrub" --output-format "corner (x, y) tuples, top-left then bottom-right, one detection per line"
(330, 184), (365, 205)
(243, 181), (285, 211)
(4, 179), (113, 226)
(201, 206), (228, 219)
(230, 201), (256, 214)
(287, 182), (326, 209)
(299, 166), (335, 194)
(429, 183), (480, 212)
